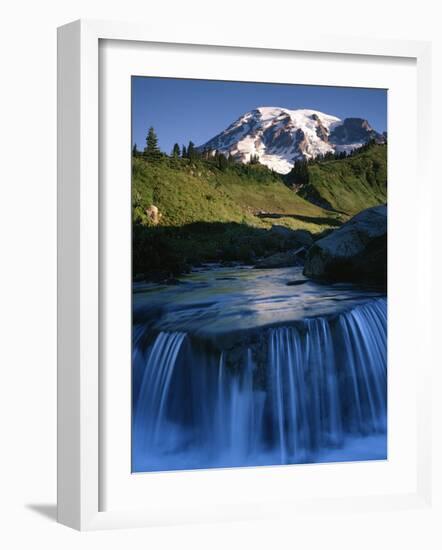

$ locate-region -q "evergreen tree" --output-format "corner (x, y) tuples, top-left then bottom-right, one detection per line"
(144, 126), (161, 161)
(182, 145), (187, 158)
(324, 151), (336, 161)
(207, 148), (218, 161)
(132, 143), (138, 157)
(216, 152), (228, 170)
(227, 152), (235, 164)
(287, 159), (309, 187)
(172, 143), (181, 158)
(187, 140), (197, 160)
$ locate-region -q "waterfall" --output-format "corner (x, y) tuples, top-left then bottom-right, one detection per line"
(133, 332), (187, 456)
(213, 349), (266, 465)
(132, 298), (387, 472)
(268, 318), (343, 464)
(267, 298), (387, 464)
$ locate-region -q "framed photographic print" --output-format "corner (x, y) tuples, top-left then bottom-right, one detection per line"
(57, 20), (433, 530)
(130, 77), (388, 473)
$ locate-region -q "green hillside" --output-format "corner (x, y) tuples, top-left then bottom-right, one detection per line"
(132, 145), (387, 279)
(132, 156), (342, 278)
(133, 157), (341, 232)
(298, 144), (387, 215)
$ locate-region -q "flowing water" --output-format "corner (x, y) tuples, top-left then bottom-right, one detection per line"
(132, 266), (387, 472)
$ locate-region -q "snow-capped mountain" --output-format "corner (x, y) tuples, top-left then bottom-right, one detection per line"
(198, 107), (385, 174)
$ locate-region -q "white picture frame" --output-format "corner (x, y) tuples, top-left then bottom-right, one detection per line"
(57, 19), (433, 531)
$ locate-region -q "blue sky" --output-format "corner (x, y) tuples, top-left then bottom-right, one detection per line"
(132, 77), (387, 154)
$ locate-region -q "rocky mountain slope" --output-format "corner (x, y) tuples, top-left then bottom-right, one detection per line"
(199, 107), (385, 174)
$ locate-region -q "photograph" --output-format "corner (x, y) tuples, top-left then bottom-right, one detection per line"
(2, 0), (434, 542)
(131, 77), (388, 473)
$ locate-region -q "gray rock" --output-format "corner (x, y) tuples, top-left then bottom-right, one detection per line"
(292, 229), (314, 247)
(270, 225), (294, 238)
(254, 250), (304, 269)
(303, 205), (387, 288)
(146, 204), (160, 225)
(269, 226), (314, 247)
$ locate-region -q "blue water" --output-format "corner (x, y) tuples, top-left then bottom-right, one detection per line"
(132, 266), (387, 473)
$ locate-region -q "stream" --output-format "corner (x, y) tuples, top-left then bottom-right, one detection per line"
(132, 266), (387, 472)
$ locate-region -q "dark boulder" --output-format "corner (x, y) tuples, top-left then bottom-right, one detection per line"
(303, 205), (387, 289)
(269, 225), (314, 247)
(254, 250), (305, 269)
(269, 225), (294, 238)
(286, 279), (308, 286)
(292, 229), (314, 247)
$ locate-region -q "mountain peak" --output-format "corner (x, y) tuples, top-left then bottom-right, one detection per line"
(199, 107), (384, 174)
